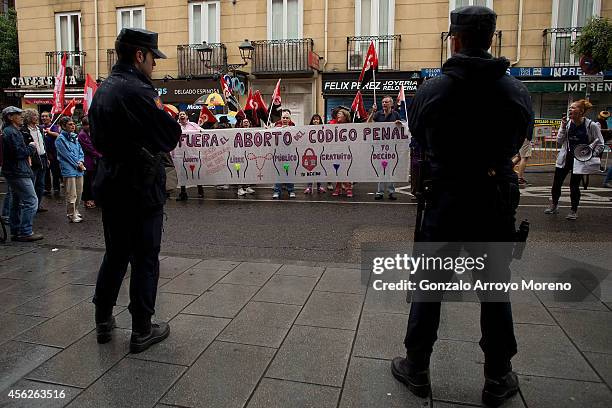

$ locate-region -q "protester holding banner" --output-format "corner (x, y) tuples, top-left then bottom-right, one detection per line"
(237, 118), (257, 197)
(177, 111), (204, 200)
(40, 111), (61, 196)
(55, 116), (85, 223)
(77, 117), (102, 209)
(370, 95), (401, 200)
(305, 114), (326, 194)
(273, 109), (296, 199)
(332, 108), (354, 198)
(545, 99), (604, 220)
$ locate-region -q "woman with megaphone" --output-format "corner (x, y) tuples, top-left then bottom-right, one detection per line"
(544, 99), (604, 220)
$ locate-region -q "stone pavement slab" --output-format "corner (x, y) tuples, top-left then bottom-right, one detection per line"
(353, 312), (406, 360)
(275, 264), (325, 278)
(113, 292), (196, 329)
(17, 301), (123, 349)
(10, 285), (93, 318)
(217, 301), (300, 348)
(252, 274), (318, 305)
(129, 314), (229, 366)
(512, 323), (601, 381)
(519, 375), (612, 407)
(266, 325), (354, 387)
(0, 341), (60, 393)
(296, 291), (364, 330)
(0, 313), (48, 346)
(65, 358), (186, 408)
(182, 283), (259, 318)
(219, 262), (282, 286)
(26, 330), (131, 388)
(159, 268), (229, 295)
(583, 352), (612, 385)
(246, 378), (340, 408)
(549, 308), (612, 354)
(339, 357), (429, 408)
(162, 341), (274, 408)
(315, 267), (367, 294)
(159, 256), (203, 279)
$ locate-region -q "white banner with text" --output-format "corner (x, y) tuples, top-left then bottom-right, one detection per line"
(171, 122), (411, 186)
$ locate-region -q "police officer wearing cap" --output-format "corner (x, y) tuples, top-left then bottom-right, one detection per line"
(89, 28), (181, 353)
(391, 6), (532, 407)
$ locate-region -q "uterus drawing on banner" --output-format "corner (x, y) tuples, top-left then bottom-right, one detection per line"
(182, 151), (203, 180)
(370, 144), (399, 178)
(226, 151), (250, 179)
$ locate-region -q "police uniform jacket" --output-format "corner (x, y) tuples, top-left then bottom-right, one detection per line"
(89, 63), (181, 210)
(408, 49), (533, 241)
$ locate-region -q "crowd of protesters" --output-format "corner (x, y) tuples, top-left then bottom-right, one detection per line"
(2, 96), (610, 239)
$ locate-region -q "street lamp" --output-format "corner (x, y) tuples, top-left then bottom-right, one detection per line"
(196, 39), (254, 75)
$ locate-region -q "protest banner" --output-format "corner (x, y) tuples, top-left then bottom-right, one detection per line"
(171, 122), (411, 186)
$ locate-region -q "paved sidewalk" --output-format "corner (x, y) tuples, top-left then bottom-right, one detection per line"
(0, 245), (611, 407)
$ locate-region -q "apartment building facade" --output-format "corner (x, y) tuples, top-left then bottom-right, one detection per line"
(5, 0), (612, 124)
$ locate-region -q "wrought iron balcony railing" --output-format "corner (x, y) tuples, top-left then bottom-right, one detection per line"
(177, 43), (228, 78)
(347, 35), (401, 71)
(251, 38), (316, 75)
(107, 49), (116, 74)
(439, 31), (502, 66)
(542, 27), (582, 67)
(45, 51), (86, 82)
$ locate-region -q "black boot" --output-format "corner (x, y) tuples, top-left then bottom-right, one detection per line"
(96, 316), (116, 344)
(391, 357), (431, 398)
(482, 371), (519, 407)
(130, 322), (170, 354)
(176, 191), (188, 201)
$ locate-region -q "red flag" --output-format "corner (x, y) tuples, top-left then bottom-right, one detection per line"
(63, 98), (77, 117)
(220, 75), (239, 112)
(268, 79), (282, 123)
(350, 91), (367, 122)
(253, 90), (269, 123)
(244, 89), (260, 126)
(82, 74), (98, 115)
(358, 42), (379, 88)
(198, 105), (218, 125)
(51, 53), (68, 114)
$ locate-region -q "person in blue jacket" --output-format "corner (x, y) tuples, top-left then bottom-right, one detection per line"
(55, 116), (85, 223)
(1, 106), (44, 241)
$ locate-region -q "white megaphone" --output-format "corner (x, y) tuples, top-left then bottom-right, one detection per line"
(573, 144), (592, 162)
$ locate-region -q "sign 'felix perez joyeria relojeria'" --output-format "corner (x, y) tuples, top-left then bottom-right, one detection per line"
(172, 122), (411, 186)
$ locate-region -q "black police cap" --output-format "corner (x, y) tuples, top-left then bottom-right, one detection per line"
(450, 6), (496, 34)
(116, 28), (167, 59)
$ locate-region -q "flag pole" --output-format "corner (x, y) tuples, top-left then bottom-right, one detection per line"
(372, 69), (377, 110)
(50, 100), (74, 128)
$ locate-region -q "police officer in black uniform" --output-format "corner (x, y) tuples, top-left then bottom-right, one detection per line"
(89, 28), (181, 353)
(390, 6), (532, 407)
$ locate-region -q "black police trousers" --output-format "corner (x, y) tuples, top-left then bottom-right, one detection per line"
(93, 206), (163, 332)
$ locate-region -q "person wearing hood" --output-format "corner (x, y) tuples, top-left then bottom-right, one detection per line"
(391, 6), (532, 408)
(55, 116), (85, 223)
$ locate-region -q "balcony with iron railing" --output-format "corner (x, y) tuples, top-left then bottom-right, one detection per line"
(542, 27), (582, 67)
(45, 51), (86, 82)
(177, 43), (229, 78)
(251, 38), (316, 76)
(439, 31), (502, 66)
(347, 35), (401, 71)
